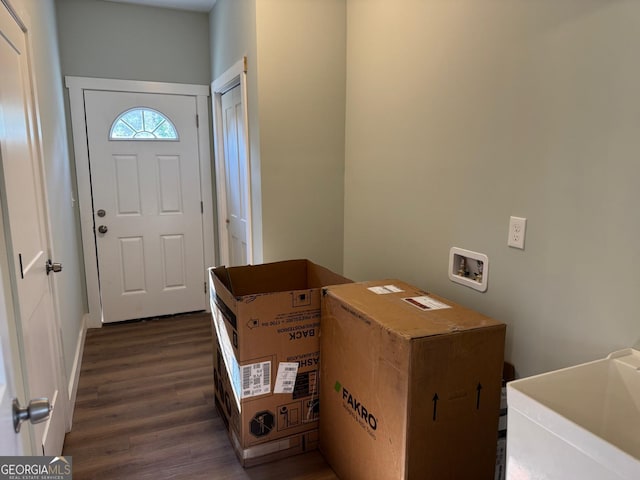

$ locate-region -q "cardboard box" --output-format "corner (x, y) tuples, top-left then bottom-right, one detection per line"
(320, 280), (506, 480)
(212, 331), (320, 467)
(209, 259), (351, 466)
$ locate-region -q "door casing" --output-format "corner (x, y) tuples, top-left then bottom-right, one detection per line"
(212, 58), (254, 267)
(66, 77), (215, 328)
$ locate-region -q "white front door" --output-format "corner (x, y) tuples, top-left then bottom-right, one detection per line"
(0, 4), (66, 455)
(84, 91), (206, 323)
(221, 85), (249, 266)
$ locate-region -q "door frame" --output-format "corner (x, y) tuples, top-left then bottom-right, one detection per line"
(66, 77), (215, 328)
(211, 57), (254, 266)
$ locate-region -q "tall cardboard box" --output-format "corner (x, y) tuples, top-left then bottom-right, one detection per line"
(209, 259), (351, 466)
(320, 280), (506, 480)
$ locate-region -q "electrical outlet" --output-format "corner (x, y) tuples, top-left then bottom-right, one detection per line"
(508, 216), (526, 249)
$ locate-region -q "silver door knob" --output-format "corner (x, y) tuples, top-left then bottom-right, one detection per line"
(46, 259), (62, 275)
(13, 398), (51, 433)
(98, 225), (108, 234)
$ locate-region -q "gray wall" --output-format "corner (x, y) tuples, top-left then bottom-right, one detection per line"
(13, 0), (85, 390)
(255, 0), (346, 273)
(344, 0), (640, 377)
(56, 0), (211, 85)
(210, 0), (256, 81)
(210, 0), (346, 273)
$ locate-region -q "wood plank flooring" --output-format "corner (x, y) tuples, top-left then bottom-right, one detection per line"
(63, 312), (338, 479)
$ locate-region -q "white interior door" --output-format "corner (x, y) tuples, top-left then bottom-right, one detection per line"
(84, 91), (206, 323)
(0, 199), (24, 455)
(221, 85), (249, 266)
(0, 4), (65, 455)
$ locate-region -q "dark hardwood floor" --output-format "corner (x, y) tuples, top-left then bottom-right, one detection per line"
(63, 312), (338, 479)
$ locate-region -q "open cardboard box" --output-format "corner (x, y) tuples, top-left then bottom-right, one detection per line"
(209, 259), (351, 466)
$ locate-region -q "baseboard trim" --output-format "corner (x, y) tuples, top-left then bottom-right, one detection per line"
(66, 314), (88, 431)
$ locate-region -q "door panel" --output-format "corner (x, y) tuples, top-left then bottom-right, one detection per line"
(114, 155), (142, 214)
(157, 156), (182, 213)
(161, 235), (186, 289)
(221, 85), (249, 266)
(85, 91), (206, 323)
(120, 237), (146, 293)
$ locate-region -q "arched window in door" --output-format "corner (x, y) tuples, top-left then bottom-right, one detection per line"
(109, 107), (179, 140)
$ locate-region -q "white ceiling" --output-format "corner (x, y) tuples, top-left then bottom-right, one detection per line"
(104, 0), (217, 12)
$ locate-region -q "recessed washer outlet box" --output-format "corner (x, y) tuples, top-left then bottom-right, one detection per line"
(448, 247), (489, 292)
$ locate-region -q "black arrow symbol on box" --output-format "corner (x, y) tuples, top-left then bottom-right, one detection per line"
(476, 383), (483, 410)
(432, 393), (439, 421)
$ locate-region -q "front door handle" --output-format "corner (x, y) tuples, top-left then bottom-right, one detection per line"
(98, 225), (108, 234)
(46, 259), (62, 275)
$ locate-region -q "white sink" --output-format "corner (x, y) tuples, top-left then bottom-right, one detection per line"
(506, 349), (640, 480)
